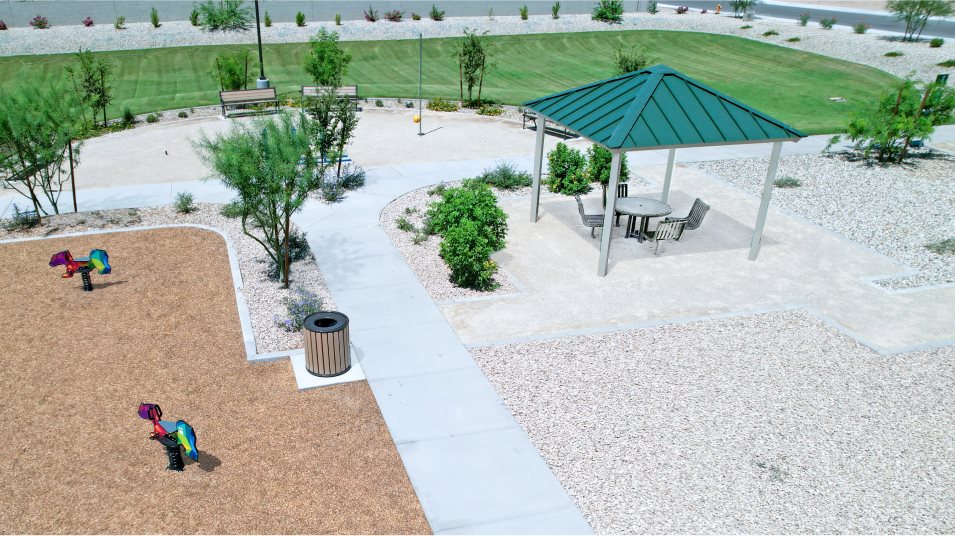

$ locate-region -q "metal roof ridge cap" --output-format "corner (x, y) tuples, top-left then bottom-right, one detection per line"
(607, 72), (664, 149)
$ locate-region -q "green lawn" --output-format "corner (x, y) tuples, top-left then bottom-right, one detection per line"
(0, 30), (899, 134)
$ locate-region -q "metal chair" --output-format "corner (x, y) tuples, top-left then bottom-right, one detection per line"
(614, 183), (628, 227)
(575, 195), (604, 238)
(664, 198), (709, 239)
(649, 219), (686, 255)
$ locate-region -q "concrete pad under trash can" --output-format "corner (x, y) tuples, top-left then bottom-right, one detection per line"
(289, 350), (365, 390)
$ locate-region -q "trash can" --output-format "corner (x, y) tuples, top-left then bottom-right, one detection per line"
(302, 312), (350, 377)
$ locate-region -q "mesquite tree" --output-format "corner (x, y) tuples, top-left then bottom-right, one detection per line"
(887, 0), (953, 41)
(454, 29), (494, 105)
(332, 96), (358, 178)
(0, 85), (84, 222)
(303, 28), (352, 87)
(197, 113), (323, 288)
(65, 49), (114, 128)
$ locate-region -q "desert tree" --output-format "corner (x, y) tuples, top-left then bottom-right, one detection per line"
(303, 28), (352, 87)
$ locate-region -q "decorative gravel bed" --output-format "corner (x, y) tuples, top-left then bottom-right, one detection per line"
(693, 151), (955, 289)
(2, 12), (949, 82)
(470, 309), (955, 533)
(0, 203), (334, 354)
(380, 180), (526, 302)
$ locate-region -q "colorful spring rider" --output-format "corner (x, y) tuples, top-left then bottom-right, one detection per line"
(138, 403), (199, 472)
(49, 249), (111, 292)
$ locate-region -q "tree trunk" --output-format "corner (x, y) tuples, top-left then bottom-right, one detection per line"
(101, 70), (108, 128)
(283, 214), (290, 289)
(477, 67), (484, 106)
(459, 60), (464, 101)
(899, 84), (934, 163)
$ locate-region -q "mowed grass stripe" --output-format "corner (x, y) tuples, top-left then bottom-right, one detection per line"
(0, 30), (899, 133)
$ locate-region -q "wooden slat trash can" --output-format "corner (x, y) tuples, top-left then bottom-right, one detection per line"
(302, 312), (350, 377)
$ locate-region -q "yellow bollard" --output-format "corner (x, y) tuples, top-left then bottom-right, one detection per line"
(413, 114), (421, 123)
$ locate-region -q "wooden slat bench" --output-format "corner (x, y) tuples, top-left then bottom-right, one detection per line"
(301, 85), (360, 109)
(219, 88), (279, 116)
(522, 110), (578, 139)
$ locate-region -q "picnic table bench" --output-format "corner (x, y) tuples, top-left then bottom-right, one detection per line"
(522, 110), (577, 139)
(301, 85), (361, 110)
(219, 88), (279, 116)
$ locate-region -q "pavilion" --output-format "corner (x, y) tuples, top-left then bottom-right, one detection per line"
(523, 65), (807, 276)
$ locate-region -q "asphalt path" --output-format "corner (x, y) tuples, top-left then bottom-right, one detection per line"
(2, 0), (953, 38)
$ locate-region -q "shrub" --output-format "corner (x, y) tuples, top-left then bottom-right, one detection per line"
(396, 216), (415, 232)
(440, 219), (499, 290)
(220, 201), (244, 218)
(740, 24), (752, 29)
(385, 9), (403, 21)
(212, 49), (254, 91)
(427, 183), (446, 196)
(321, 178), (344, 202)
(819, 17), (836, 29)
(774, 177), (801, 188)
(592, 0), (624, 23)
(430, 4), (445, 20)
(885, 51), (904, 57)
(427, 97), (458, 112)
(729, 0), (758, 18)
(114, 15), (125, 29)
(196, 0), (251, 31)
(336, 13), (342, 25)
(477, 104), (503, 116)
(0, 20), (7, 30)
(853, 22), (869, 33)
(613, 44), (652, 74)
(547, 142), (589, 195)
(29, 15), (50, 29)
(146, 113), (159, 123)
(295, 11), (305, 26)
(190, 8), (200, 26)
(925, 238), (955, 254)
(552, 1), (561, 18)
(405, 100), (415, 108)
(520, 4), (529, 19)
(675, 6), (689, 13)
(274, 287), (323, 332)
(174, 192), (196, 213)
(477, 161), (532, 190)
(762, 29), (779, 36)
(178, 110), (188, 118)
(83, 16), (94, 27)
(426, 180), (508, 250)
(412, 232), (428, 245)
(150, 7), (161, 27)
(3, 204), (40, 232)
(798, 12), (809, 25)
(585, 145), (629, 202)
(121, 106), (135, 125)
(786, 36), (801, 42)
(264, 11), (272, 26)
(303, 28), (352, 86)
(365, 5), (379, 21)
(411, 12), (421, 20)
(939, 59), (955, 67)
(931, 37), (944, 47)
(339, 163), (366, 189)
(375, 99), (384, 107)
(647, 0), (659, 14)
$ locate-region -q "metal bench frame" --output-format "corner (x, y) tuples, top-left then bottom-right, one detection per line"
(219, 88), (279, 116)
(301, 85), (360, 110)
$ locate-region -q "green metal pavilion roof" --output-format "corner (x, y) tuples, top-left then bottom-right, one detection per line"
(523, 64), (807, 150)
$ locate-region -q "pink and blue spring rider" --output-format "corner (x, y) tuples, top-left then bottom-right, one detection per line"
(49, 249), (111, 292)
(138, 403), (198, 471)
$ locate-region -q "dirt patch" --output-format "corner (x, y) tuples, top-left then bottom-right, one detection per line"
(0, 227), (430, 534)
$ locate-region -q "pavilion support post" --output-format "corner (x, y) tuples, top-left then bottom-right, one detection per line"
(749, 141), (782, 261)
(598, 151), (622, 277)
(661, 148), (676, 203)
(530, 118), (546, 223)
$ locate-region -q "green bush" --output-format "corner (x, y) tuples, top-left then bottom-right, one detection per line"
(196, 0), (251, 31)
(552, 1), (561, 18)
(426, 180), (508, 250)
(190, 8), (200, 26)
(430, 4), (445, 20)
(396, 216), (415, 232)
(853, 22), (869, 33)
(477, 104), (503, 116)
(427, 183), (446, 196)
(264, 11), (272, 27)
(177, 110), (188, 118)
(647, 0), (658, 14)
(592, 0), (624, 23)
(613, 44), (652, 74)
(585, 145), (629, 201)
(339, 164), (366, 190)
(440, 219), (498, 290)
(121, 106), (135, 126)
(819, 17), (836, 29)
(114, 15), (125, 29)
(427, 97), (458, 112)
(740, 24), (753, 29)
(939, 59), (955, 67)
(477, 161), (531, 190)
(335, 13), (342, 25)
(520, 5), (529, 19)
(3, 203), (40, 232)
(150, 7), (160, 27)
(174, 191), (195, 213)
(925, 238), (955, 254)
(146, 113), (159, 123)
(798, 12), (809, 25)
(211, 49), (254, 91)
(375, 99), (384, 107)
(774, 176), (801, 188)
(547, 142), (589, 195)
(762, 29), (779, 36)
(295, 11), (305, 26)
(411, 12), (421, 20)
(220, 201), (244, 218)
(885, 51), (904, 57)
(931, 37), (944, 47)
(786, 36), (801, 42)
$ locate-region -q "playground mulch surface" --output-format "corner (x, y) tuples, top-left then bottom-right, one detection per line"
(0, 227), (431, 534)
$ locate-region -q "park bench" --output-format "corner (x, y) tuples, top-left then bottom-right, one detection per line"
(219, 88), (279, 116)
(301, 85), (361, 110)
(522, 110), (577, 139)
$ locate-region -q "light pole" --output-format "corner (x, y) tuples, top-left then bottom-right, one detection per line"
(254, 0), (269, 88)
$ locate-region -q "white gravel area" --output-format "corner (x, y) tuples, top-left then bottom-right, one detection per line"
(380, 180), (524, 302)
(470, 309), (955, 533)
(0, 203), (334, 354)
(693, 151), (955, 289)
(3, 12), (950, 82)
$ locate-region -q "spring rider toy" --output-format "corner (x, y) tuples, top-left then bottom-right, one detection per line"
(138, 403), (198, 472)
(49, 249), (111, 292)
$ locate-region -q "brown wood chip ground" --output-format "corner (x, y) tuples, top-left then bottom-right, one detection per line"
(0, 227), (431, 534)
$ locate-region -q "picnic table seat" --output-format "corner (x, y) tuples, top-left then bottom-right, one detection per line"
(663, 198), (710, 240)
(575, 195), (604, 238)
(648, 219), (686, 255)
(219, 88), (279, 116)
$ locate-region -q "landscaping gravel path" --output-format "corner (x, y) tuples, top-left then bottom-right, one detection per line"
(471, 309), (955, 533)
(2, 12), (950, 82)
(694, 151), (955, 290)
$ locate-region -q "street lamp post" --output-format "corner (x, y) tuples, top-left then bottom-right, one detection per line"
(254, 0), (269, 88)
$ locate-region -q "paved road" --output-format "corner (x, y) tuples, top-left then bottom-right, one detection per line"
(4, 0), (954, 37)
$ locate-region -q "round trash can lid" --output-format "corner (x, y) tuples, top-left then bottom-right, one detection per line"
(303, 311), (349, 332)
